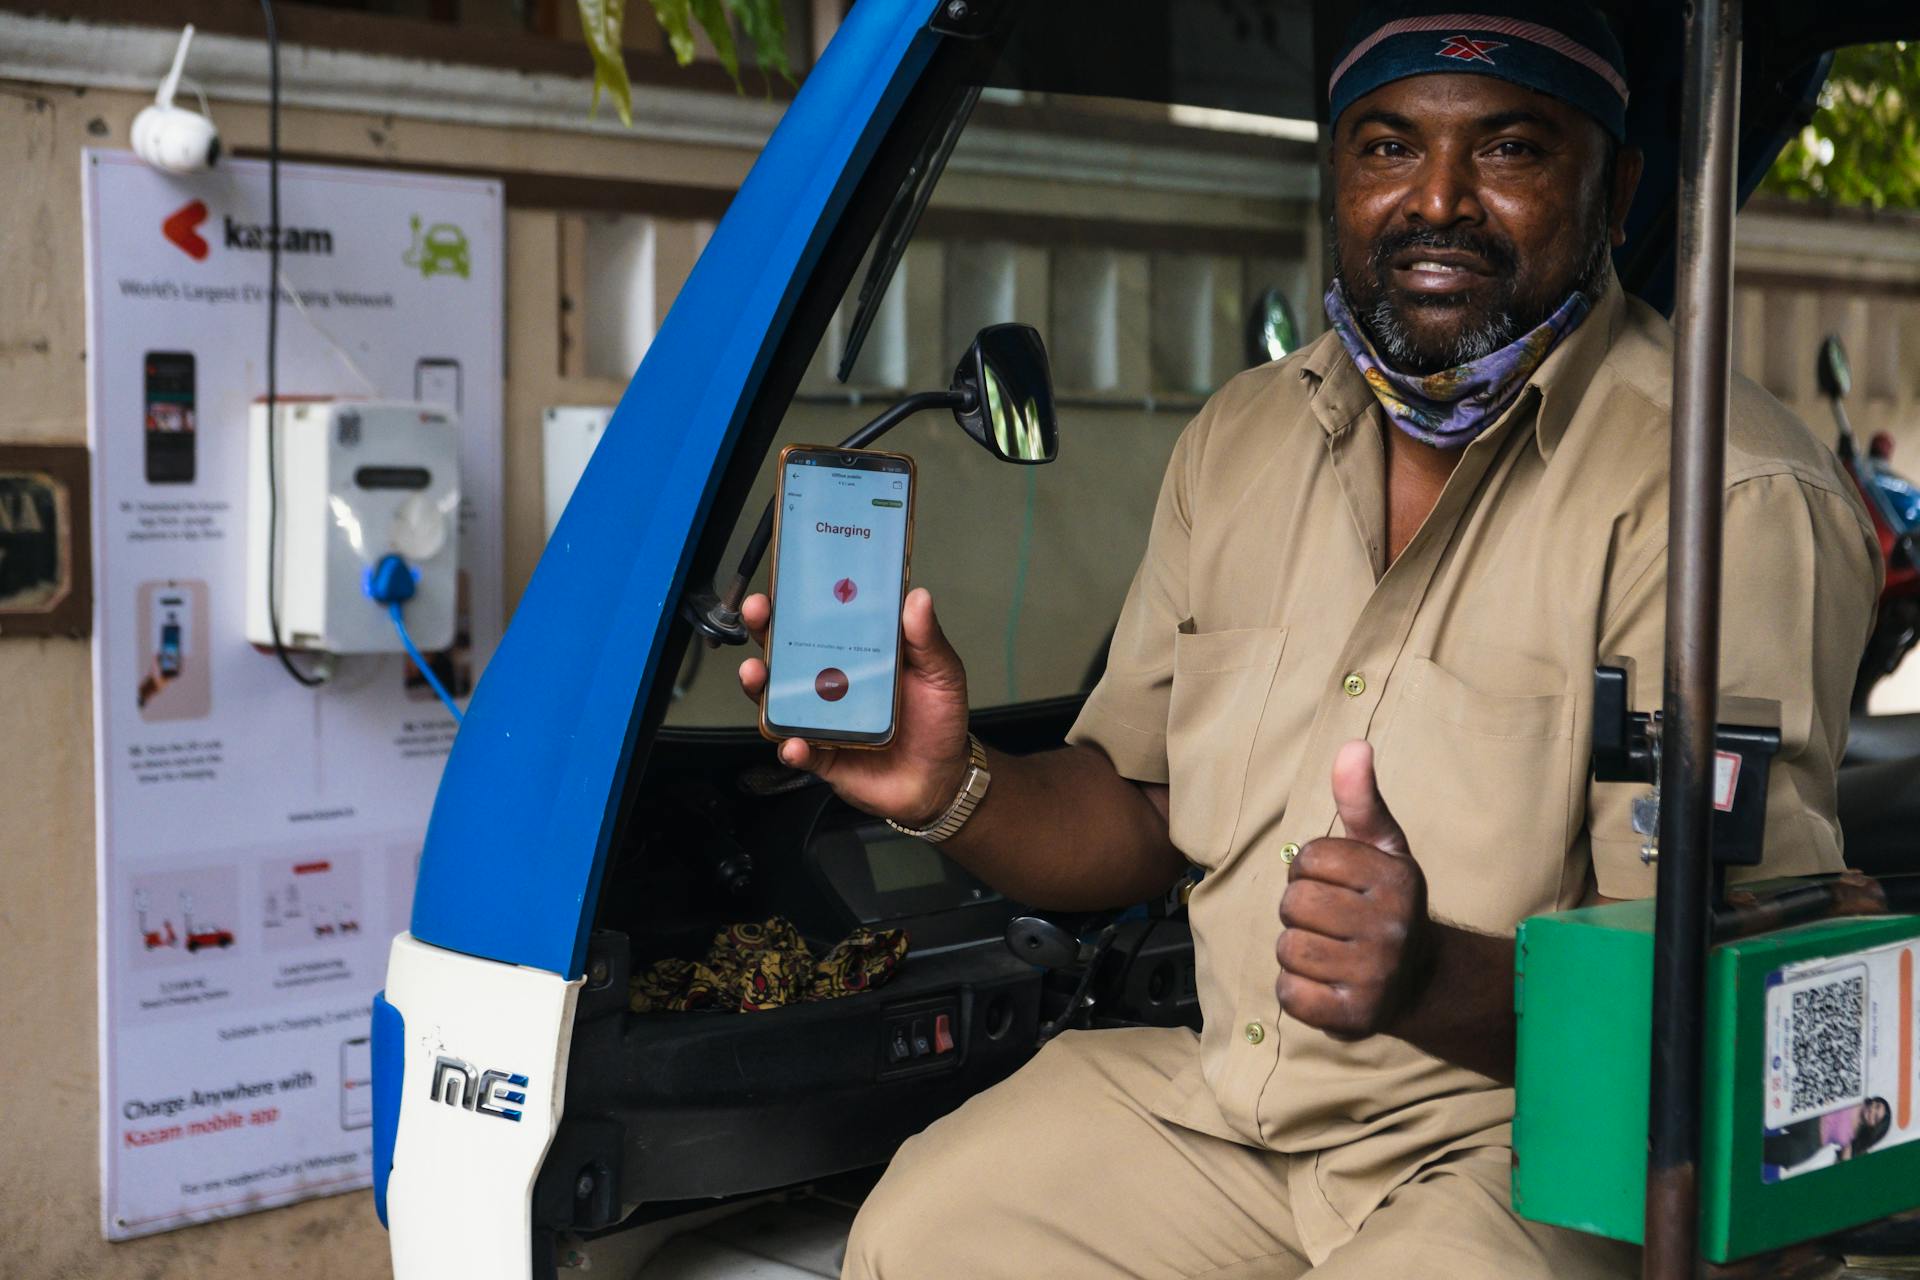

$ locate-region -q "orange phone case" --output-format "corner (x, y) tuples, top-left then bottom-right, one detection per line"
(757, 443), (916, 750)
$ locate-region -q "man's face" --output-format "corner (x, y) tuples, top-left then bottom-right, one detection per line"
(1331, 74), (1640, 375)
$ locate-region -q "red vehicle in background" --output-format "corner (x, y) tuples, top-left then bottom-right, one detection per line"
(1823, 335), (1920, 707)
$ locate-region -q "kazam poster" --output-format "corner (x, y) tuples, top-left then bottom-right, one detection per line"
(84, 150), (502, 1239)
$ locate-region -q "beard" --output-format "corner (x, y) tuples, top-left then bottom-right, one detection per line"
(1333, 195), (1613, 377)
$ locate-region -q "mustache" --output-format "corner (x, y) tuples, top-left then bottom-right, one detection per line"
(1366, 225), (1518, 281)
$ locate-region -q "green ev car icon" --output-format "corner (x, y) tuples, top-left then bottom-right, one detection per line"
(405, 215), (471, 280)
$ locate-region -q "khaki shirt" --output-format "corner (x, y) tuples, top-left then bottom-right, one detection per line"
(1066, 274), (1880, 1254)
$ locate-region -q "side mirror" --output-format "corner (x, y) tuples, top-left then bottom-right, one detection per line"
(1818, 335), (1852, 400)
(683, 324), (1061, 646)
(951, 324), (1058, 464)
(1247, 286), (1300, 366)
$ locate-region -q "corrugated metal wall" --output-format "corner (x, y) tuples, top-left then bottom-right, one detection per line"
(1733, 199), (1920, 711)
(1735, 199), (1920, 451)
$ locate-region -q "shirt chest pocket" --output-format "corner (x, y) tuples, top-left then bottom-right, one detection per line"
(1375, 655), (1574, 930)
(1167, 624), (1287, 867)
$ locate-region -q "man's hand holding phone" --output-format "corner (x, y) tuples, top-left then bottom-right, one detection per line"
(738, 587), (973, 827)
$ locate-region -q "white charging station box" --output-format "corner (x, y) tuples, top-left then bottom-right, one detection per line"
(246, 399), (460, 655)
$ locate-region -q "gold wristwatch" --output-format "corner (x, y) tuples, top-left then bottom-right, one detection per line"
(886, 734), (990, 844)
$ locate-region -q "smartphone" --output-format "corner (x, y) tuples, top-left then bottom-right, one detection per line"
(144, 351), (196, 484)
(415, 357), (462, 413)
(158, 607), (183, 678)
(760, 445), (915, 748)
(138, 580), (210, 721)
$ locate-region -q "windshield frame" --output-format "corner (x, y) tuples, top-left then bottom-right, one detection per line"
(645, 47), (1007, 751)
(654, 30), (1326, 742)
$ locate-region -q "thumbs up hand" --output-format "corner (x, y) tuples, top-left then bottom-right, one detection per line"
(1275, 740), (1434, 1039)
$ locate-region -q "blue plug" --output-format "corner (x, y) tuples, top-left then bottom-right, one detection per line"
(365, 554), (418, 605)
(370, 552), (464, 725)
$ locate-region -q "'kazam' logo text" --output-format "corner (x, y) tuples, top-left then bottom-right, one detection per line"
(223, 216), (334, 255)
(429, 1056), (527, 1122)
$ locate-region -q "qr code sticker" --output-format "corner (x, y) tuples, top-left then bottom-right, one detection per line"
(1773, 970), (1869, 1124)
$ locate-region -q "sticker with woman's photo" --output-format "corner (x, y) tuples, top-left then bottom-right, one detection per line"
(1762, 944), (1917, 1181)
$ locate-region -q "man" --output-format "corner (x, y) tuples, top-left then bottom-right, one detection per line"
(739, 2), (1881, 1274)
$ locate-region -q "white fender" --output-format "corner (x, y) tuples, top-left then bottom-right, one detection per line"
(382, 932), (582, 1279)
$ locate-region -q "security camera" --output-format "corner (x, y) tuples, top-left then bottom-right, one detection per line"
(132, 25), (222, 174)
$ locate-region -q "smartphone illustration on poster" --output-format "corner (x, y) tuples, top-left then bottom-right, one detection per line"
(340, 1037), (372, 1130)
(144, 351), (196, 485)
(137, 579), (211, 721)
(414, 357), (461, 413)
(157, 596), (185, 678)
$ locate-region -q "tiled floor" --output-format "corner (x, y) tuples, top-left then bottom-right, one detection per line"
(581, 1194), (1920, 1277)
(588, 1209), (1920, 1279)
(585, 1197), (857, 1278)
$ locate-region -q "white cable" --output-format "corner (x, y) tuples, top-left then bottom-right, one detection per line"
(179, 75), (214, 121)
(276, 268), (381, 397)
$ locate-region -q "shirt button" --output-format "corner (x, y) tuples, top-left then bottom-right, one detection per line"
(1342, 672), (1366, 698)
(1280, 841), (1301, 864)
(1244, 1020), (1266, 1045)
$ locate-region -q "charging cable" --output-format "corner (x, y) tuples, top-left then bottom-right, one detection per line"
(366, 555), (464, 725)
(258, 0), (325, 690)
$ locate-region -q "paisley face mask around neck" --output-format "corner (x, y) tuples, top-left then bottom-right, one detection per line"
(1323, 282), (1591, 450)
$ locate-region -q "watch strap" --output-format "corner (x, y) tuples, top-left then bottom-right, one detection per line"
(886, 734), (990, 844)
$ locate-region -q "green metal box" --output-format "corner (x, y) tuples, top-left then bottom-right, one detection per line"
(1513, 898), (1920, 1262)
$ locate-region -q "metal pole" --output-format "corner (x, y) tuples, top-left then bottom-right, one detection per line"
(1645, 1), (1742, 1277)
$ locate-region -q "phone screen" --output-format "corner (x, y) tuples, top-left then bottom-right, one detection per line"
(158, 592), (188, 676)
(159, 618), (182, 676)
(144, 352), (196, 484)
(765, 451), (912, 742)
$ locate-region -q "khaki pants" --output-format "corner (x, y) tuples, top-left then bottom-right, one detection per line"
(845, 1028), (1638, 1279)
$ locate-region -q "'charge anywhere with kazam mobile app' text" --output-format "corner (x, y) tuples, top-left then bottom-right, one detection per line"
(764, 449), (913, 744)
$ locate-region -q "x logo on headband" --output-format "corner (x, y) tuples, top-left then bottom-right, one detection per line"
(1436, 34), (1508, 64)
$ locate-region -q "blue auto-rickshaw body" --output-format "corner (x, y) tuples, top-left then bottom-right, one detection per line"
(407, 0), (942, 982)
(400, 0), (1920, 986)
(375, 0), (1920, 1250)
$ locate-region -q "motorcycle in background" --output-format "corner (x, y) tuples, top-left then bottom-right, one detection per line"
(1819, 335), (1920, 709)
(1814, 335), (1920, 876)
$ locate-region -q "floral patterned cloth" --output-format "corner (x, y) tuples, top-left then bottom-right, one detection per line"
(628, 915), (909, 1013)
(1323, 282), (1591, 450)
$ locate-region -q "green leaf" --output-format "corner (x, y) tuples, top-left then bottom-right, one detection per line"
(650, 0), (698, 66)
(585, 0), (790, 107)
(725, 0), (793, 86)
(577, 0), (633, 126)
(689, 0), (741, 88)
(1761, 41), (1920, 210)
